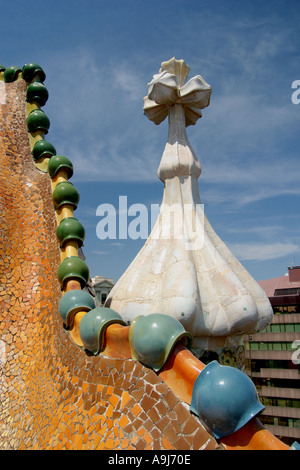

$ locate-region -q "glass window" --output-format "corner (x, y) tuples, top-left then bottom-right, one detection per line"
(286, 324), (295, 332)
(271, 324), (280, 333)
(277, 399), (286, 407)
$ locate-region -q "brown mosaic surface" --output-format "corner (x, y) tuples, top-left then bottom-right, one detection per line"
(0, 79), (219, 450)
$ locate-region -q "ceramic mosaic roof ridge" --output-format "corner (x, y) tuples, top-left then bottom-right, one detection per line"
(0, 62), (291, 450)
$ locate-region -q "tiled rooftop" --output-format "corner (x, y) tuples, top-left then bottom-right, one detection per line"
(0, 63), (293, 451)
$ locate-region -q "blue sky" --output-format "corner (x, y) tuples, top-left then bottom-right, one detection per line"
(1, 0), (300, 283)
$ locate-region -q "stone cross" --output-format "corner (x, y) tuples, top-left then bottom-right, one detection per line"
(107, 58), (273, 369)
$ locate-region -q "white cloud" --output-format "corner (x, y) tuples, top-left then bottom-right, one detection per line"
(229, 242), (300, 261)
(201, 161), (300, 207)
(225, 224), (283, 237)
(111, 64), (145, 102)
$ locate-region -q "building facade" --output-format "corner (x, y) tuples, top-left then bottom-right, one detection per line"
(245, 266), (300, 446)
(91, 276), (115, 307)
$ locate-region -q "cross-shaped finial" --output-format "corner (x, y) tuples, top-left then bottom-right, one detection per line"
(143, 57), (212, 127)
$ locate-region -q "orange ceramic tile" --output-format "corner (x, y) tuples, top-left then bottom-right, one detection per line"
(121, 438), (130, 449)
(162, 436), (174, 450)
(109, 394), (120, 407)
(131, 403), (143, 417)
(120, 391), (131, 409)
(119, 415), (130, 429)
(106, 405), (114, 418)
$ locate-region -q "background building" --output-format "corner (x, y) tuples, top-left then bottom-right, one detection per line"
(92, 275), (115, 306)
(245, 266), (300, 446)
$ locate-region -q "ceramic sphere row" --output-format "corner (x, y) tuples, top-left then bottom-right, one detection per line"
(1, 63), (46, 83)
(58, 290), (126, 354)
